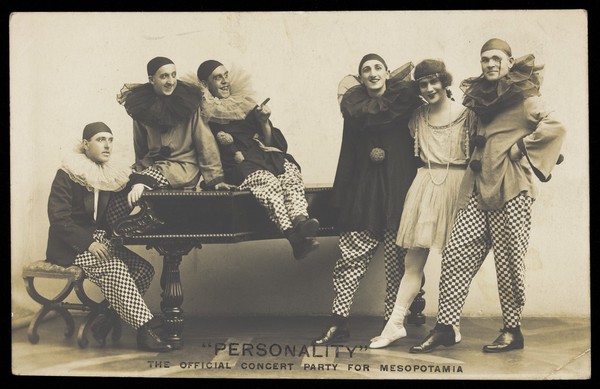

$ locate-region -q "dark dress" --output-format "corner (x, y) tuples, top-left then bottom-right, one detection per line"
(331, 74), (419, 235)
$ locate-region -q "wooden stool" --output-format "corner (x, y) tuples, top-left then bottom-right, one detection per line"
(21, 260), (122, 348)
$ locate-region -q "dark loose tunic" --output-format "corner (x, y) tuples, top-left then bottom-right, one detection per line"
(331, 73), (419, 235)
(208, 115), (299, 186)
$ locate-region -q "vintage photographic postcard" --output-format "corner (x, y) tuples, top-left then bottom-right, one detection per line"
(10, 10), (590, 380)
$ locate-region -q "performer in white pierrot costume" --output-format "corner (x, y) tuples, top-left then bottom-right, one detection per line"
(46, 122), (172, 352)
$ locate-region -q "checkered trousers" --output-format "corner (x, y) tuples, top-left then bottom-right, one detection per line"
(105, 167), (170, 227)
(332, 229), (406, 320)
(136, 166), (170, 188)
(73, 230), (155, 329)
(437, 193), (534, 328)
(238, 160), (309, 232)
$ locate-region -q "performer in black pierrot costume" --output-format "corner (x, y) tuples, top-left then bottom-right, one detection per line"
(410, 38), (566, 354)
(46, 122), (172, 352)
(112, 56), (234, 225)
(312, 54), (420, 345)
(194, 60), (320, 260)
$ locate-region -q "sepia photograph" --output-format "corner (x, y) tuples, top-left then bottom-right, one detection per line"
(10, 10), (589, 380)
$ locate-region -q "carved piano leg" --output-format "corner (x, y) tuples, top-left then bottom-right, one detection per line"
(160, 252), (184, 349)
(151, 240), (202, 350)
(406, 275), (426, 326)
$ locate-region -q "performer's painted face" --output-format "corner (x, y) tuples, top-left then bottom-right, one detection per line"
(480, 49), (514, 82)
(418, 76), (444, 105)
(149, 64), (178, 96)
(83, 132), (113, 164)
(359, 60), (389, 97)
(206, 65), (231, 99)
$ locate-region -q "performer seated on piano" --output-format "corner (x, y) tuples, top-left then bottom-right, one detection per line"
(46, 122), (172, 352)
(112, 56), (235, 227)
(194, 60), (320, 260)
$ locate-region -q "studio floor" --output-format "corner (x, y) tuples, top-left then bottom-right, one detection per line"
(11, 315), (590, 380)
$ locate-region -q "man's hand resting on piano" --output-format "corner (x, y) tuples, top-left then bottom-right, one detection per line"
(128, 183), (147, 208)
(214, 182), (237, 191)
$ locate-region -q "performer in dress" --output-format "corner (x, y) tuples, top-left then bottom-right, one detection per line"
(369, 59), (476, 348)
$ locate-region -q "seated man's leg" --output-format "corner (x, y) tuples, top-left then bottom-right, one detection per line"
(112, 245), (155, 297)
(277, 160), (309, 219)
(108, 166), (171, 235)
(74, 231), (171, 351)
(106, 166), (170, 226)
(74, 233), (153, 329)
(277, 160), (320, 239)
(238, 169), (318, 259)
(136, 166), (170, 189)
(106, 191), (133, 228)
(238, 169), (293, 231)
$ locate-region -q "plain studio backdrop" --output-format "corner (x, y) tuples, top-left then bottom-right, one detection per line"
(10, 11), (588, 322)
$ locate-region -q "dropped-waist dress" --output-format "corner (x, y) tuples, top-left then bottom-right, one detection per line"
(396, 104), (475, 249)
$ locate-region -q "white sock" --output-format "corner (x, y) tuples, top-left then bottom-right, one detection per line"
(381, 306), (406, 338)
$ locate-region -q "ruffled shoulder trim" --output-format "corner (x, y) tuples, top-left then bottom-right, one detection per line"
(340, 62), (417, 127)
(117, 81), (203, 130)
(461, 54), (544, 115)
(61, 142), (131, 192)
(180, 65), (258, 123)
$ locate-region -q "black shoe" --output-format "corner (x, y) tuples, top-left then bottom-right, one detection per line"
(137, 325), (173, 352)
(483, 327), (524, 353)
(312, 325), (350, 346)
(293, 216), (320, 238)
(409, 327), (460, 353)
(91, 315), (113, 346)
(146, 316), (166, 336)
(292, 238), (320, 260)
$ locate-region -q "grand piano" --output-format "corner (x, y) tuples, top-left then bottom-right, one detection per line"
(112, 187), (425, 349)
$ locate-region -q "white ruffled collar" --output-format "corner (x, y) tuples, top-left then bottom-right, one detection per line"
(181, 65), (258, 124)
(61, 142), (131, 192)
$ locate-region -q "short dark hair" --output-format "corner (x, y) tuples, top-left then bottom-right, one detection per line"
(197, 60), (224, 81)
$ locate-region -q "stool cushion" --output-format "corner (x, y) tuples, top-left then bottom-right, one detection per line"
(22, 260), (84, 281)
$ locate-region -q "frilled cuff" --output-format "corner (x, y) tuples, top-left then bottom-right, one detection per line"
(270, 127), (289, 153)
(517, 138), (551, 182)
(201, 175), (225, 190)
